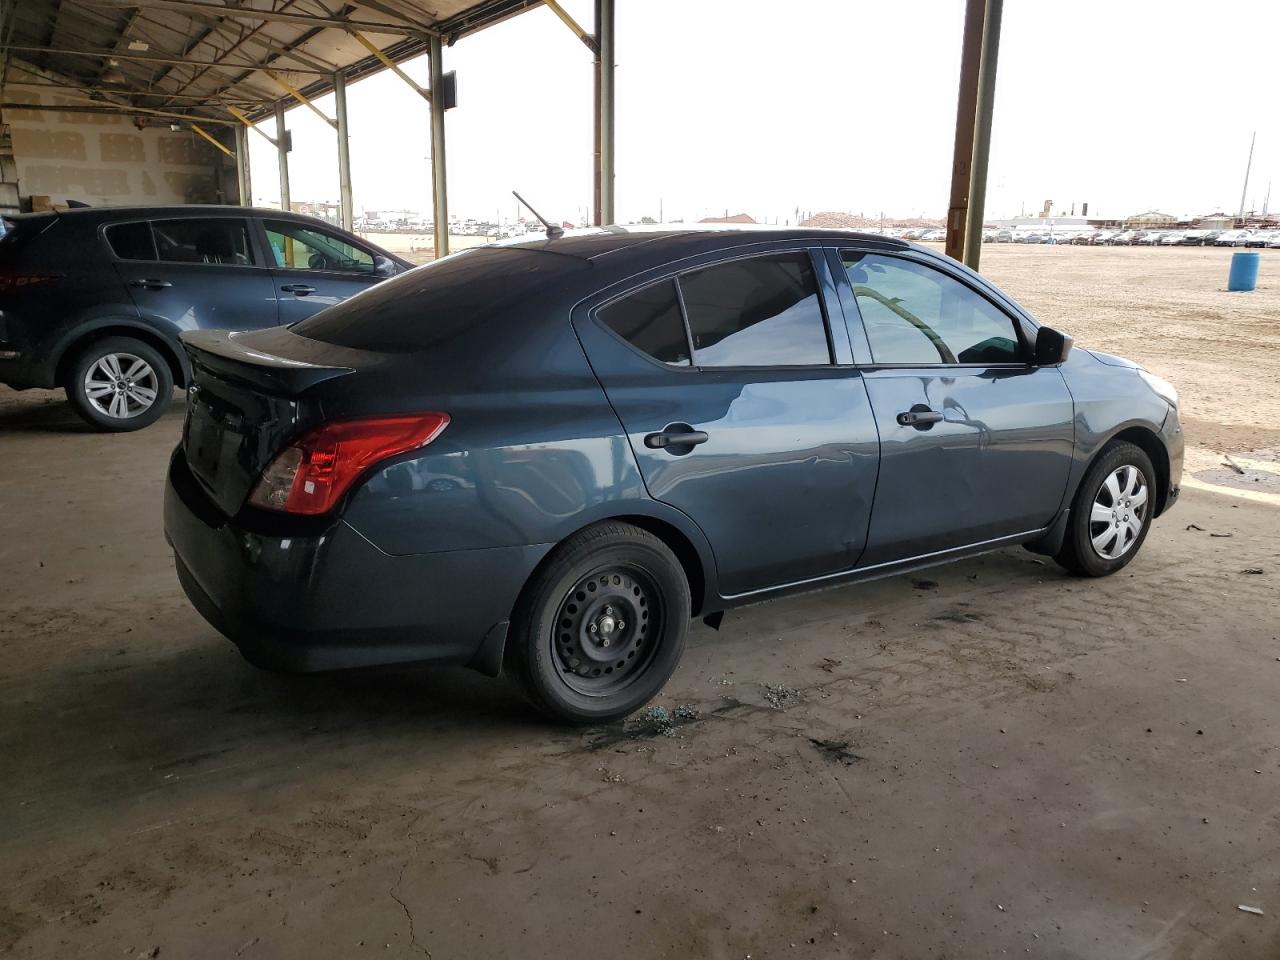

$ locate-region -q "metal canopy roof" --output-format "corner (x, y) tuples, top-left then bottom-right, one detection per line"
(2, 0), (541, 125)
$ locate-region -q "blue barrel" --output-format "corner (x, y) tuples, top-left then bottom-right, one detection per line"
(1228, 251), (1260, 292)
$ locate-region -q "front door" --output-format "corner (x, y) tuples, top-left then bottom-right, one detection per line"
(574, 248), (880, 597)
(833, 249), (1075, 566)
(114, 217), (278, 333)
(261, 218), (385, 323)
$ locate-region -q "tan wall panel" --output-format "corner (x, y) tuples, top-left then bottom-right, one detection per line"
(100, 132), (147, 163)
(162, 171), (217, 203)
(10, 127), (87, 161)
(22, 164), (131, 198)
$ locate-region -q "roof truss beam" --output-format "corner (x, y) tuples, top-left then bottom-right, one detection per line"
(87, 0), (436, 39)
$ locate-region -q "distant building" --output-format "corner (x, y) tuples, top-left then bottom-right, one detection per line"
(1124, 210), (1177, 228)
(699, 213), (756, 224)
(1196, 214), (1234, 230)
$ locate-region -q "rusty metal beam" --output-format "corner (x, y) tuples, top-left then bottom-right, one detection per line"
(945, 0), (985, 263)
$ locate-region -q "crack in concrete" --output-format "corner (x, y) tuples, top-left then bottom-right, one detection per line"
(389, 860), (430, 957)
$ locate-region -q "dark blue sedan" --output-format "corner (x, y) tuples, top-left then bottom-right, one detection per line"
(163, 227), (1183, 723)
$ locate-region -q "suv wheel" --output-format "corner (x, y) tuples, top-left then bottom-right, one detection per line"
(66, 336), (173, 432)
(1055, 440), (1156, 577)
(509, 522), (691, 724)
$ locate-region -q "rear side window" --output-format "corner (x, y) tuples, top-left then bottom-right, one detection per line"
(153, 219), (255, 266)
(598, 279), (690, 365)
(291, 246), (588, 353)
(105, 221), (156, 261)
(678, 252), (830, 366)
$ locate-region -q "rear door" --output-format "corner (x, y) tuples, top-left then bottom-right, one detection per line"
(113, 217), (278, 333)
(260, 218), (387, 322)
(831, 247), (1074, 566)
(573, 246), (880, 598)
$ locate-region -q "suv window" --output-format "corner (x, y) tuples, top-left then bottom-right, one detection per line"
(678, 252), (830, 366)
(105, 221), (156, 261)
(265, 219), (374, 274)
(843, 253), (1022, 365)
(154, 219), (255, 266)
(597, 279), (690, 365)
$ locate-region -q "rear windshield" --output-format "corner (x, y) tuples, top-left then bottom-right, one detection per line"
(290, 246), (587, 352)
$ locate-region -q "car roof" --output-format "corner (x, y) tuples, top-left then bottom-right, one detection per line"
(8, 205), (336, 224)
(493, 224), (910, 262)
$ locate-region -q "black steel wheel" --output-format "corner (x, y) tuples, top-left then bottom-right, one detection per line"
(508, 522), (690, 724)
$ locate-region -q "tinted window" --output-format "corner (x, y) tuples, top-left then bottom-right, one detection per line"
(292, 246), (587, 353)
(153, 219), (254, 266)
(597, 280), (690, 365)
(678, 252), (830, 366)
(843, 253), (1022, 365)
(105, 221), (155, 261)
(265, 219), (374, 274)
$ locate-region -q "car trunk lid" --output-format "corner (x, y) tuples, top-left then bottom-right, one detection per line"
(180, 327), (370, 515)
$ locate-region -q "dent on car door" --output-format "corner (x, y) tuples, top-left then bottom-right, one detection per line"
(835, 249), (1075, 565)
(574, 248), (880, 597)
(262, 218), (383, 321)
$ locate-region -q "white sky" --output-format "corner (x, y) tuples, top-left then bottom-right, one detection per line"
(248, 0), (1279, 224)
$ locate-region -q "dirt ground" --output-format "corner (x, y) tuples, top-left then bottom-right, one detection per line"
(3, 245), (1279, 959)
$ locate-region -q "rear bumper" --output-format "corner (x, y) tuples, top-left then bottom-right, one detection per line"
(164, 448), (549, 673)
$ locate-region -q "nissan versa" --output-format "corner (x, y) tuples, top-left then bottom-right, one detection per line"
(163, 228), (1182, 723)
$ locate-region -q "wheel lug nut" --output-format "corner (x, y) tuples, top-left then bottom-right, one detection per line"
(589, 623), (597, 633)
(601, 638), (610, 647)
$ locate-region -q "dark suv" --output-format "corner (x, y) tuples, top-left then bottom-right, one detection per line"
(0, 206), (409, 430)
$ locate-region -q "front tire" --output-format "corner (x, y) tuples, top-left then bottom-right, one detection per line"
(65, 336), (173, 432)
(508, 522), (691, 724)
(1056, 440), (1156, 577)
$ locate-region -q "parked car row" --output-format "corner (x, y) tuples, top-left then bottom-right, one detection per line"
(912, 227), (1280, 248)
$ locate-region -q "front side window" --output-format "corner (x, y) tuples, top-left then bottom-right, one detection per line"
(597, 279), (690, 365)
(154, 219), (254, 266)
(105, 221), (155, 261)
(843, 253), (1022, 365)
(265, 220), (374, 274)
(678, 252), (831, 366)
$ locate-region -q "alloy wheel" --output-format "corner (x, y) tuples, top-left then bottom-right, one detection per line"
(1088, 464), (1149, 560)
(83, 352), (159, 419)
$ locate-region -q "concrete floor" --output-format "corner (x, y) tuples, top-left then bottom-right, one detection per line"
(2, 384), (1279, 960)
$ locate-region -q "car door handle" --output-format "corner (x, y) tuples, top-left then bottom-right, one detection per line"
(128, 278), (172, 289)
(644, 428), (709, 450)
(280, 283), (315, 295)
(896, 408), (944, 427)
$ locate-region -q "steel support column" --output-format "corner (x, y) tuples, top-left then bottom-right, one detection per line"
(429, 35), (449, 257)
(593, 0), (615, 225)
(274, 102), (291, 211)
(944, 0), (985, 263)
(962, 0), (1003, 271)
(334, 72), (354, 231)
(234, 124), (252, 205)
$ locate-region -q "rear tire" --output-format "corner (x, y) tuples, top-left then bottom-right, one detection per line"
(66, 336), (173, 432)
(1056, 440), (1156, 577)
(508, 522), (691, 724)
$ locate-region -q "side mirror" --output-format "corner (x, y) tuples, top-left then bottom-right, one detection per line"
(1034, 326), (1073, 366)
(373, 255), (397, 278)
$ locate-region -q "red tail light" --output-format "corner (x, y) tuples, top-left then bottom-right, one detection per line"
(248, 413), (450, 515)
